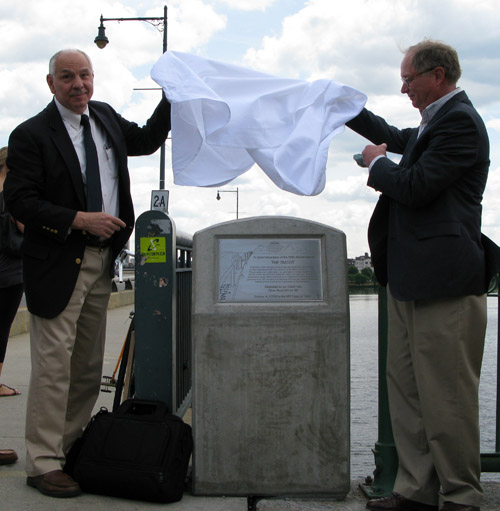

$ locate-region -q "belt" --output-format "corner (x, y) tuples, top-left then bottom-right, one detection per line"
(86, 234), (112, 248)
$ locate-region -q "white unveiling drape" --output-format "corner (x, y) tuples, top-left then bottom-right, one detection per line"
(151, 51), (366, 196)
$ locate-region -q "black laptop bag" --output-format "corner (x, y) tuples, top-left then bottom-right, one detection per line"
(66, 399), (192, 503)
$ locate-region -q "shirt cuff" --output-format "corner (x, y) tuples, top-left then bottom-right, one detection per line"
(368, 155), (385, 172)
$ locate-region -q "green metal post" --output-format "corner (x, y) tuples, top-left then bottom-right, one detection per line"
(134, 210), (177, 410)
(360, 286), (399, 497)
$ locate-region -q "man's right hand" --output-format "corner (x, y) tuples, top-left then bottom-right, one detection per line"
(72, 211), (126, 239)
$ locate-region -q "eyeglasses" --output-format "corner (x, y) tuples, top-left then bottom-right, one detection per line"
(401, 67), (436, 88)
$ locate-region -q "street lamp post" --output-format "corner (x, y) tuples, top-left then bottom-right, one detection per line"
(94, 5), (168, 190)
(216, 187), (239, 219)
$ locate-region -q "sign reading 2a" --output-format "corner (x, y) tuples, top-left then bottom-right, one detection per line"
(150, 190), (169, 212)
(140, 237), (167, 263)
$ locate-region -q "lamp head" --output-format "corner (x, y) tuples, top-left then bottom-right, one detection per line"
(94, 17), (109, 49)
(216, 192), (221, 200)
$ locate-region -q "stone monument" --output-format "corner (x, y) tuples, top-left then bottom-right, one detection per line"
(192, 216), (350, 498)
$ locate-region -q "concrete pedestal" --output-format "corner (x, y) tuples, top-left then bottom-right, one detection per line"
(192, 216), (350, 498)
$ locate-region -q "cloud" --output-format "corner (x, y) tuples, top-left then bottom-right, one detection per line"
(486, 119), (500, 131)
(242, 0), (500, 106)
(323, 174), (377, 202)
(216, 0), (278, 11)
(168, 0), (227, 52)
(2, 0), (500, 257)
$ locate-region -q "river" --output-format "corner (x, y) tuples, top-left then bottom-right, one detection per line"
(349, 293), (500, 482)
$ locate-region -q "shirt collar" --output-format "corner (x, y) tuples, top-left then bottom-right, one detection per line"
(53, 97), (90, 130)
(420, 87), (462, 126)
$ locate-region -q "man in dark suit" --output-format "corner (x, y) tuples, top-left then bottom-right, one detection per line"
(347, 40), (493, 511)
(4, 49), (171, 498)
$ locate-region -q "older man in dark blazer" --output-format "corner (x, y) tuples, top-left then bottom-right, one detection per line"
(348, 40), (496, 511)
(5, 49), (170, 498)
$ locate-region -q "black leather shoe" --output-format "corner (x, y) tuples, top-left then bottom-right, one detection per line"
(26, 469), (81, 498)
(0, 449), (18, 465)
(441, 503), (479, 511)
(367, 492), (438, 511)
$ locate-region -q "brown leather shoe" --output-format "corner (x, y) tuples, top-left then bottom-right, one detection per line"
(26, 469), (81, 498)
(367, 492), (438, 511)
(441, 503), (479, 511)
(0, 449), (18, 465)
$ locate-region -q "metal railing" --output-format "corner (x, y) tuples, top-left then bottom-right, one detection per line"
(114, 248), (134, 283)
(174, 235), (193, 417)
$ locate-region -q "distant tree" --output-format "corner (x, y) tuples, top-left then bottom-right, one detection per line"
(361, 267), (374, 280)
(348, 266), (359, 282)
(354, 273), (369, 285)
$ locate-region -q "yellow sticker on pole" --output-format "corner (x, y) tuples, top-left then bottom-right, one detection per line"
(140, 237), (167, 263)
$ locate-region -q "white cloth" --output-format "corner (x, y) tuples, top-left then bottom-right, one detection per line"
(151, 51), (367, 196)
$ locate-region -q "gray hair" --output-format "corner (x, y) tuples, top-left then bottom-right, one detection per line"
(48, 49), (93, 76)
(405, 39), (461, 85)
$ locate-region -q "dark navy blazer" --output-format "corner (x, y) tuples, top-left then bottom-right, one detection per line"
(347, 91), (499, 301)
(5, 97), (171, 318)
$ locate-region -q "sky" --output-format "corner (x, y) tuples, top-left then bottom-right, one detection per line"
(1, 0), (500, 258)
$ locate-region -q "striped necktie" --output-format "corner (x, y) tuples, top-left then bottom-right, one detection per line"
(81, 114), (102, 212)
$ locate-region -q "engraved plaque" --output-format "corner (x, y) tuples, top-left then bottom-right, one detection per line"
(218, 238), (323, 303)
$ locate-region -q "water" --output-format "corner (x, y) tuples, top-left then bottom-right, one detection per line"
(350, 294), (379, 481)
(349, 293), (500, 482)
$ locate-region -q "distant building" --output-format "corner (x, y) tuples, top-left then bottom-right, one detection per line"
(348, 252), (372, 271)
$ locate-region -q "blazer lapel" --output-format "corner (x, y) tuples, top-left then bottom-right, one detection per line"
(400, 91), (468, 166)
(46, 101), (87, 209)
(89, 100), (131, 193)
(425, 90), (469, 130)
(399, 129), (419, 167)
(89, 102), (124, 158)
(411, 91), (469, 150)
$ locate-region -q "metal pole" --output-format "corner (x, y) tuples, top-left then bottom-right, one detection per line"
(163, 5), (168, 53)
(360, 286), (398, 497)
(95, 6), (169, 190)
(159, 145), (166, 190)
(216, 188), (239, 219)
(134, 210), (176, 409)
(159, 5), (168, 190)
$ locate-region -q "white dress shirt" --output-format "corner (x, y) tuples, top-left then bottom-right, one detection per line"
(54, 97), (119, 217)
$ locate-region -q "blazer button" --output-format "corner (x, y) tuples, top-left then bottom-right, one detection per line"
(75, 258), (82, 265)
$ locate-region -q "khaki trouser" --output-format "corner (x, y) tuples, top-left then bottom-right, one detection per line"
(386, 286), (486, 507)
(25, 246), (112, 476)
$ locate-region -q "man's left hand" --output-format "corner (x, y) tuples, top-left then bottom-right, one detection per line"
(362, 143), (387, 167)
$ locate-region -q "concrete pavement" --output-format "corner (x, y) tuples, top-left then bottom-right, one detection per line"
(2, 296), (500, 510)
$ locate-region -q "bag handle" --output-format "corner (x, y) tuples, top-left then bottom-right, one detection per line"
(116, 399), (170, 419)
